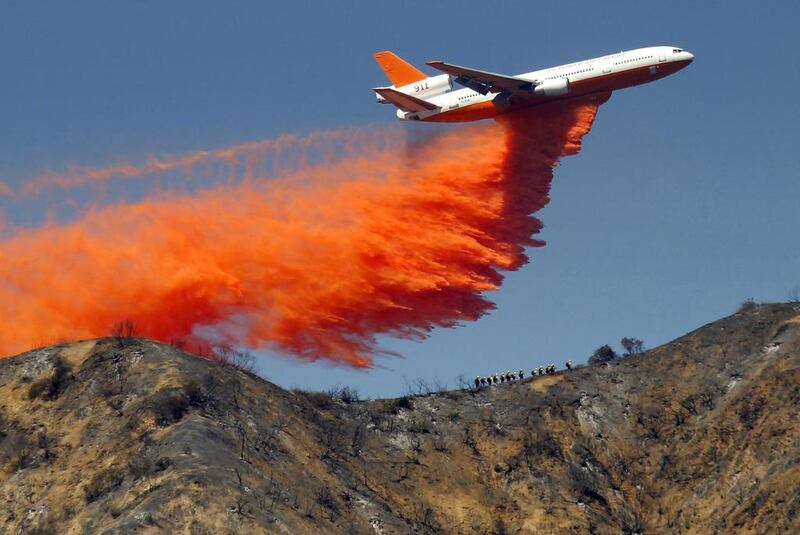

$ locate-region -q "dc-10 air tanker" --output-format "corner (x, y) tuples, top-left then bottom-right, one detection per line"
(373, 46), (694, 122)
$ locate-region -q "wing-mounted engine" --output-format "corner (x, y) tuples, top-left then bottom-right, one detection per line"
(533, 78), (570, 96)
(492, 93), (513, 111)
(492, 76), (571, 111)
(376, 74), (452, 103)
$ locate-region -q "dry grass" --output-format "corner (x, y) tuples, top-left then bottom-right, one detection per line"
(0, 303), (798, 534)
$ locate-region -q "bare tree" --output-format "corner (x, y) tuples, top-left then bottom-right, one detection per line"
(328, 385), (360, 403)
(789, 286), (800, 304)
(738, 298), (757, 312)
(351, 423), (366, 456)
(111, 319), (137, 347)
(231, 350), (256, 373)
(463, 427), (480, 456)
(412, 377), (433, 395)
(432, 436), (449, 453)
(235, 419), (248, 461)
(412, 504), (443, 534)
(402, 376), (447, 396)
(402, 377), (425, 396)
(410, 434), (422, 453)
(431, 377), (448, 393)
(215, 343), (256, 374)
(454, 374), (472, 390)
(620, 337), (645, 357)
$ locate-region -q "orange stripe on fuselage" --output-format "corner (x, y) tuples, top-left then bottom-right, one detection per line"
(422, 59), (692, 123)
(572, 59), (691, 95)
(423, 100), (499, 123)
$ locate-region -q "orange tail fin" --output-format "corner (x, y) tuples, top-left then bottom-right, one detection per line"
(373, 51), (427, 87)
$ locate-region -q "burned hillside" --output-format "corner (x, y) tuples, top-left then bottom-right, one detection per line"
(0, 303), (798, 534)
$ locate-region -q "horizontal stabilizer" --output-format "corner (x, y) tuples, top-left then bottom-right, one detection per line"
(373, 87), (439, 113)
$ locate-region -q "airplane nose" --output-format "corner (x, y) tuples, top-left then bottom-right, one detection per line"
(685, 51), (695, 62)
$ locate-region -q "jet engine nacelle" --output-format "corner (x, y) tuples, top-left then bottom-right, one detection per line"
(492, 93), (513, 111)
(396, 109), (419, 121)
(376, 74), (452, 103)
(534, 78), (570, 96)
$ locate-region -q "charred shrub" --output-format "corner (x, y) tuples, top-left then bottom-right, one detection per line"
(329, 385), (360, 404)
(155, 456), (172, 471)
(412, 505), (443, 535)
(406, 416), (430, 434)
(620, 337), (645, 357)
(0, 422), (56, 471)
(27, 379), (49, 401)
(149, 389), (189, 426)
(110, 319), (137, 347)
(588, 345), (618, 366)
(569, 445), (610, 509)
(789, 285), (800, 304)
(26, 516), (59, 535)
(492, 519), (509, 535)
(149, 389), (189, 425)
(351, 423), (367, 456)
(737, 298), (758, 313)
(737, 396), (767, 430)
(84, 465), (124, 502)
(215, 344), (256, 374)
(318, 418), (346, 460)
(99, 380), (127, 411)
(0, 416), (36, 471)
(129, 451), (171, 480)
(463, 427), (480, 456)
(394, 395), (413, 410)
(183, 378), (206, 406)
(315, 484), (340, 516)
(28, 356), (73, 401)
(383, 395), (414, 414)
(147, 379), (206, 426)
(526, 429), (563, 461)
(98, 382), (121, 399)
(128, 453), (154, 479)
(636, 404), (667, 440)
(294, 390), (335, 410)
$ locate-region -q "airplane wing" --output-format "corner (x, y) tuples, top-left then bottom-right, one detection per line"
(426, 61), (536, 94)
(373, 87), (439, 112)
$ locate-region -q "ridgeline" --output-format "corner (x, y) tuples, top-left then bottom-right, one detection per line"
(1, 303), (798, 534)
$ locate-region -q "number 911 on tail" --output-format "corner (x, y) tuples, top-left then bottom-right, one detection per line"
(373, 46), (694, 122)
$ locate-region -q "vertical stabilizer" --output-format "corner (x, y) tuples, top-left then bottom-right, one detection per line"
(373, 51), (427, 87)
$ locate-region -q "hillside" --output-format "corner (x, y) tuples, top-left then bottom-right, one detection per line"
(1, 303), (798, 534)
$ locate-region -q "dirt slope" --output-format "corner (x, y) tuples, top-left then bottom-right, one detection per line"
(1, 303), (798, 534)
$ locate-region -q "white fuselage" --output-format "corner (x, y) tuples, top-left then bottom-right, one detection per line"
(401, 46), (694, 122)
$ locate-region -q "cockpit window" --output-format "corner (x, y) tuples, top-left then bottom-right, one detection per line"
(673, 48), (683, 53)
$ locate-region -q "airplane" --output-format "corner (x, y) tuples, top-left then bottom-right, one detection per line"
(372, 46), (694, 122)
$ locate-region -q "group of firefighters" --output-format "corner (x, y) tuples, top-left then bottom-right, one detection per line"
(474, 360), (573, 389)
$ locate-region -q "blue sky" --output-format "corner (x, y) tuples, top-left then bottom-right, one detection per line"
(1, 1), (798, 397)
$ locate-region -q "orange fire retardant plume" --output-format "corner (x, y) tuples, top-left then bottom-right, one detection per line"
(0, 93), (608, 366)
